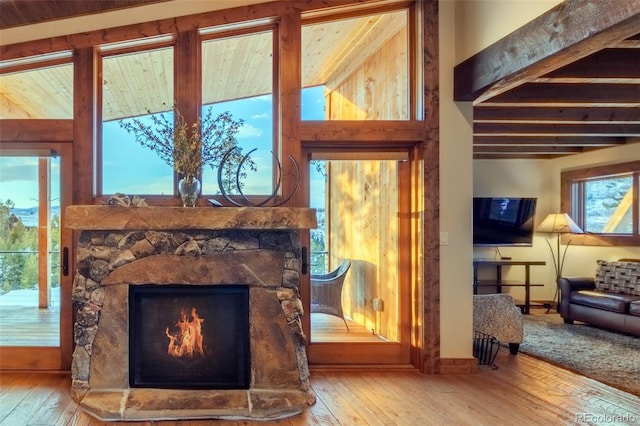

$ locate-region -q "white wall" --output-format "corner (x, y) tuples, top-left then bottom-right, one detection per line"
(438, 0), (562, 359)
(473, 159), (555, 301)
(440, 0), (474, 359)
(454, 0), (563, 63)
(472, 145), (640, 304)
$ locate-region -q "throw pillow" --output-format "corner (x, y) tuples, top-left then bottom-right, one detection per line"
(595, 260), (640, 295)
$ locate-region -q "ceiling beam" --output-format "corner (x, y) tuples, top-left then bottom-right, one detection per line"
(474, 122), (640, 136)
(454, 0), (640, 102)
(474, 106), (640, 123)
(479, 83), (640, 105)
(474, 145), (585, 154)
(538, 48), (640, 80)
(473, 153), (566, 160)
(472, 135), (626, 146)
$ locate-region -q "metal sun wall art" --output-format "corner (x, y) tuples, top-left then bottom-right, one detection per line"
(217, 147), (300, 207)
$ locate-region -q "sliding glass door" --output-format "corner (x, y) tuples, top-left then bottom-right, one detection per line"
(0, 145), (73, 370)
(306, 151), (412, 365)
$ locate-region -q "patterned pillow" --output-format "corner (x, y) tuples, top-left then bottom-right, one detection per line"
(594, 260), (640, 295)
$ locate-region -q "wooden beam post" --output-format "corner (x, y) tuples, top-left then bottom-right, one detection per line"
(38, 157), (50, 309)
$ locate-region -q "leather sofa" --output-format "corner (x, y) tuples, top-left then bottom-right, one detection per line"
(558, 259), (640, 337)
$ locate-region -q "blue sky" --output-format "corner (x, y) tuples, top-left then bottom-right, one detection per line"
(0, 156), (61, 209)
(1, 87), (326, 209)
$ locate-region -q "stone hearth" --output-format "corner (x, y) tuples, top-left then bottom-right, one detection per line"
(65, 206), (317, 422)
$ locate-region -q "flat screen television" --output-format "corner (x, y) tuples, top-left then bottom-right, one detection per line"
(473, 197), (537, 246)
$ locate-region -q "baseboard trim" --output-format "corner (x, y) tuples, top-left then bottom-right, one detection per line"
(310, 364), (417, 372)
(439, 358), (478, 373)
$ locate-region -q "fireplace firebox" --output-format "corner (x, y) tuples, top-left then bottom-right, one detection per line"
(129, 285), (250, 389)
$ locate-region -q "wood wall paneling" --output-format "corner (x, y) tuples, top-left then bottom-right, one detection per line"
(279, 10), (303, 205)
(329, 160), (400, 341)
(73, 48), (96, 204)
(0, 119), (72, 141)
(327, 27), (408, 120)
(420, 0), (439, 374)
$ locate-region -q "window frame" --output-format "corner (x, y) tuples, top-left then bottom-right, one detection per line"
(561, 160), (640, 246)
(0, 52), (74, 119)
(97, 37), (176, 199)
(301, 7), (411, 121)
(199, 25), (278, 200)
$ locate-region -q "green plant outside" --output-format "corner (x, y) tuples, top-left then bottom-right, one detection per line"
(0, 199), (60, 295)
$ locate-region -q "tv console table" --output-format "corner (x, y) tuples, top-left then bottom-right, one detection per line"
(473, 259), (546, 314)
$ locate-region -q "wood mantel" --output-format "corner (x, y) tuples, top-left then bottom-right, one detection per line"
(65, 206), (317, 230)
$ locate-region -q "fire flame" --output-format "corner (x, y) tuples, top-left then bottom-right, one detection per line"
(165, 307), (205, 358)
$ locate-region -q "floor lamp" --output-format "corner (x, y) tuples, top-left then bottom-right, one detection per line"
(536, 213), (583, 312)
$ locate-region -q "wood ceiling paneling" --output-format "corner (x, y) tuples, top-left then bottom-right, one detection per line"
(0, 4), (403, 123)
(454, 0), (640, 159)
(0, 0), (170, 29)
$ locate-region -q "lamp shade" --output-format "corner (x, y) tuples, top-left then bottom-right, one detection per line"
(536, 213), (584, 234)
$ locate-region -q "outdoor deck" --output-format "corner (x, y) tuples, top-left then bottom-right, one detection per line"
(0, 289), (382, 347)
(0, 288), (60, 346)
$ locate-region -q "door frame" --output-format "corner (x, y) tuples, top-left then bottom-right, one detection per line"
(0, 140), (74, 371)
(302, 146), (415, 366)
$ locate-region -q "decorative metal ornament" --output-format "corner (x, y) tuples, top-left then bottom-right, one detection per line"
(217, 147), (300, 207)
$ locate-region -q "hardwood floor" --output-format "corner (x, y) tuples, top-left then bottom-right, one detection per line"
(1, 349), (638, 425)
(1, 298), (638, 424)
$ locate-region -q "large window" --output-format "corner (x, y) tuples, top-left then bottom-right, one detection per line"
(201, 30), (274, 196)
(302, 9), (409, 120)
(562, 161), (640, 246)
(101, 44), (174, 196)
(1, 4), (415, 202)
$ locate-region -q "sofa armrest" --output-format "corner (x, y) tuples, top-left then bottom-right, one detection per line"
(558, 277), (595, 293)
(558, 277), (595, 317)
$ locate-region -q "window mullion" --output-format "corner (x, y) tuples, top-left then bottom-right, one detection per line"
(634, 172), (639, 236)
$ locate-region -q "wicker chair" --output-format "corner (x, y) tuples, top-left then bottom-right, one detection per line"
(473, 293), (523, 355)
(311, 260), (351, 330)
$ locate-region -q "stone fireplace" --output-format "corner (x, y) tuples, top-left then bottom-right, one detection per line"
(65, 206), (317, 422)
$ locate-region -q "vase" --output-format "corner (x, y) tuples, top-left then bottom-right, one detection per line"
(178, 177), (201, 207)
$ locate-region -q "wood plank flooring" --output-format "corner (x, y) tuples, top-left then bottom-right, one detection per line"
(1, 349), (638, 425)
(311, 313), (388, 343)
(0, 289), (60, 346)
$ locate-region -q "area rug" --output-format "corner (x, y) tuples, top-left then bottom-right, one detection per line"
(519, 313), (640, 396)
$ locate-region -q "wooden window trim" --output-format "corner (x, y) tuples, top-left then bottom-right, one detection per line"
(0, 51), (73, 75)
(561, 160), (640, 247)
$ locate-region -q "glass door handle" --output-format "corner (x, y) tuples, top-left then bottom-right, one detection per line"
(63, 247), (69, 276)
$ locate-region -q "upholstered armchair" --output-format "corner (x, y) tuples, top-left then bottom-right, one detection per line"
(473, 294), (523, 355)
